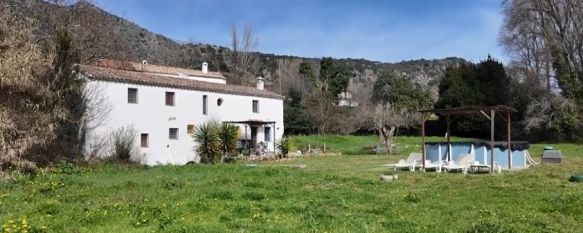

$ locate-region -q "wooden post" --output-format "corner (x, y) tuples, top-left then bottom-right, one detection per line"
(507, 112), (512, 170)
(273, 123), (276, 153)
(446, 115), (451, 162)
(244, 124), (248, 149)
(490, 109), (495, 174)
(421, 113), (427, 171)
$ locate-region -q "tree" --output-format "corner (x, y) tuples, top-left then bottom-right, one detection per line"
(226, 23), (260, 85)
(302, 81), (336, 135)
(435, 57), (512, 137)
(500, 0), (583, 138)
(318, 57), (350, 99)
(284, 88), (314, 134)
(0, 5), (55, 172)
(50, 27), (86, 158)
(435, 64), (478, 108)
(193, 122), (221, 164)
(370, 103), (416, 154)
(299, 62), (316, 89)
(217, 123), (239, 162)
(436, 57), (510, 108)
(366, 73), (431, 152)
(372, 73), (432, 108)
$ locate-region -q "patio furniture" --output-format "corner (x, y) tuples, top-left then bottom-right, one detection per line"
(442, 153), (474, 174)
(418, 160), (443, 172)
(385, 153), (422, 171)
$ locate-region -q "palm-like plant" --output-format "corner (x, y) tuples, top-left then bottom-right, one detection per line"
(218, 123), (239, 162)
(276, 137), (290, 159)
(193, 122), (221, 164)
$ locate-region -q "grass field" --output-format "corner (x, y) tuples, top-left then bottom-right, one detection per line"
(1, 136), (582, 232)
(289, 135), (470, 155)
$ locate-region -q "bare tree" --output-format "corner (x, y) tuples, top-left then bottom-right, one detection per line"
(226, 23), (260, 85)
(276, 58), (304, 94)
(0, 5), (56, 172)
(302, 81), (336, 135)
(501, 0), (583, 96)
(354, 102), (416, 154)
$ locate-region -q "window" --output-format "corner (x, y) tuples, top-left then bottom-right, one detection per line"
(203, 95), (208, 115)
(252, 100), (259, 113)
(140, 133), (149, 148)
(187, 124), (195, 134)
(166, 92), (175, 106)
(264, 127), (271, 142)
(128, 88), (138, 103)
(169, 128), (178, 140)
(217, 98), (223, 106)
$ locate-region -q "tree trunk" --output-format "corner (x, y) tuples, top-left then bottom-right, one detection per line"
(387, 126), (396, 154)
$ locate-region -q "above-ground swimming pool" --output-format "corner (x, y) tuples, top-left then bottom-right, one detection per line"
(424, 141), (534, 170)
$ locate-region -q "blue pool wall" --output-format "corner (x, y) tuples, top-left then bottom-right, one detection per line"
(424, 142), (527, 169)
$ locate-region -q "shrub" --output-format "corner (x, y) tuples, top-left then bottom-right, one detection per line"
(192, 122), (221, 164)
(218, 123), (239, 162)
(56, 160), (82, 174)
(276, 137), (290, 158)
(109, 126), (139, 163)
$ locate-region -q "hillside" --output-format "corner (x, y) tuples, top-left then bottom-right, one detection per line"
(8, 0), (467, 94)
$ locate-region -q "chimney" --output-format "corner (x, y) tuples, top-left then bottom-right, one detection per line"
(202, 62), (208, 74)
(256, 77), (264, 90)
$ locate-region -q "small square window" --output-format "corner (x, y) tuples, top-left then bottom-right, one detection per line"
(169, 128), (179, 140)
(128, 88), (138, 103)
(140, 133), (149, 148)
(187, 124), (195, 134)
(252, 100), (259, 113)
(166, 92), (175, 106)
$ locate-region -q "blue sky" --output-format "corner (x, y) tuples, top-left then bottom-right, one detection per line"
(93, 0), (506, 63)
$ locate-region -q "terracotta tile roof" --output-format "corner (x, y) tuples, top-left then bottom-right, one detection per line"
(79, 63), (284, 100)
(91, 59), (226, 79)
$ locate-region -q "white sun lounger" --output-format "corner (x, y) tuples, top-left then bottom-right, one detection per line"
(417, 160), (443, 172)
(385, 153), (422, 171)
(443, 153), (474, 174)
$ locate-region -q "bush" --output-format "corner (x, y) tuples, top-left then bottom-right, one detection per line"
(276, 137), (290, 158)
(193, 121), (242, 163)
(192, 122), (221, 164)
(109, 126), (139, 163)
(218, 123), (239, 162)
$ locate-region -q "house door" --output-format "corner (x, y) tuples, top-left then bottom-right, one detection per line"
(250, 126), (258, 146)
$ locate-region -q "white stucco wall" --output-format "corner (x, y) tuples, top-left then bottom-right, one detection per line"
(84, 79), (284, 165)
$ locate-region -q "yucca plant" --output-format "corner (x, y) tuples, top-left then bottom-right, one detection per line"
(218, 123), (239, 162)
(193, 122), (220, 164)
(276, 137), (290, 159)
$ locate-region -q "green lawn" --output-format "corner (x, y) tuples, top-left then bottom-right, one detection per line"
(289, 135), (474, 155)
(1, 136), (582, 232)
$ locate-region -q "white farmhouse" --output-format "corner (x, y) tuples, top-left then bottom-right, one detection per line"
(80, 59), (284, 165)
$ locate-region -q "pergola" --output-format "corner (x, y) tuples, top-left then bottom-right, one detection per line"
(222, 120), (277, 152)
(418, 105), (517, 173)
